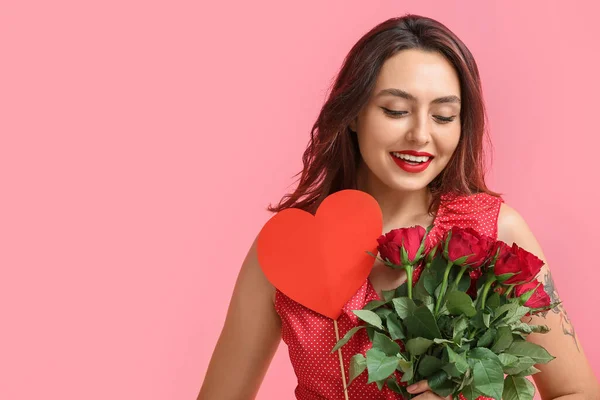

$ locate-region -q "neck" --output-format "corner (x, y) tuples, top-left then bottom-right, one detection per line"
(356, 161), (433, 229)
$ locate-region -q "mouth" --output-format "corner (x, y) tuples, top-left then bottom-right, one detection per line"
(390, 152), (434, 173)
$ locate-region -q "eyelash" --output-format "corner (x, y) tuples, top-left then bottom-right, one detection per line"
(381, 107), (457, 123)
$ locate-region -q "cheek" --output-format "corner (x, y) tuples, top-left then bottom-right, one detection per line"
(437, 131), (461, 157)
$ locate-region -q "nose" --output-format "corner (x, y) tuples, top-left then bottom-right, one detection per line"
(405, 112), (431, 145)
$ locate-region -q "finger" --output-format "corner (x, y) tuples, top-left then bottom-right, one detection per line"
(407, 380), (430, 394)
(407, 381), (452, 400)
(410, 390), (445, 400)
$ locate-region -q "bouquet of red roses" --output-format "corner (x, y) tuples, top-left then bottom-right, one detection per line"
(332, 225), (557, 400)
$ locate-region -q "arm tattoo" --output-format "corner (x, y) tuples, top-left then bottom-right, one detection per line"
(540, 269), (580, 351)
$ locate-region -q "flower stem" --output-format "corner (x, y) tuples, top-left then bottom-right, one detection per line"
(434, 260), (454, 315)
(450, 265), (469, 293)
(504, 284), (516, 297)
(405, 264), (413, 299)
(479, 275), (497, 310)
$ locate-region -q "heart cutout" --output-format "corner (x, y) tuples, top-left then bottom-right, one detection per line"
(257, 189), (383, 319)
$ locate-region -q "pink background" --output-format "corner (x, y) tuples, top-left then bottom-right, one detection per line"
(1, 1), (598, 399)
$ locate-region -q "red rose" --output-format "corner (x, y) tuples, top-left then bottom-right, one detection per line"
(492, 241), (520, 282)
(444, 227), (494, 268)
(377, 226), (426, 266)
(514, 280), (551, 308)
(496, 243), (544, 285)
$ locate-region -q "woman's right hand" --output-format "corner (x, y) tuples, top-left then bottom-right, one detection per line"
(197, 236), (281, 400)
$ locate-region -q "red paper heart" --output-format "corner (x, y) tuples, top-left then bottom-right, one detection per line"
(257, 189), (383, 319)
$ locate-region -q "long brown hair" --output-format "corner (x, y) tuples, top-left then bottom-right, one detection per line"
(268, 14), (500, 216)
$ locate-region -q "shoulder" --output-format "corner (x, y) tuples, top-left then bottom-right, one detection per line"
(496, 202), (546, 261)
(497, 202), (531, 244)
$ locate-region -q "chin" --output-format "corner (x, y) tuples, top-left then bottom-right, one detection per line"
(384, 176), (432, 193)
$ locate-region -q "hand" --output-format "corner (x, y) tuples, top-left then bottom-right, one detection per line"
(406, 380), (452, 400)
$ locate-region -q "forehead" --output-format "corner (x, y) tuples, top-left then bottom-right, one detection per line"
(374, 49), (461, 99)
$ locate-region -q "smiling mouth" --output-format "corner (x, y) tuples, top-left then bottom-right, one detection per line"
(390, 152), (433, 164)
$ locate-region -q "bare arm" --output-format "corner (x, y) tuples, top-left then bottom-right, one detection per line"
(197, 236), (281, 400)
(497, 203), (600, 400)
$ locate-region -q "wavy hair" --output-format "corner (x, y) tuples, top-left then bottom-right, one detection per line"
(268, 14), (500, 215)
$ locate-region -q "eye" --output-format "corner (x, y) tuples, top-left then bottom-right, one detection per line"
(434, 115), (457, 124)
(381, 107), (408, 118)
(382, 107), (457, 124)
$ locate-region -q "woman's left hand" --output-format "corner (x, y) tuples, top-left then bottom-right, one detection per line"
(406, 380), (452, 400)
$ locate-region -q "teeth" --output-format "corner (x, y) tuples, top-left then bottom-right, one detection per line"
(392, 152), (431, 163)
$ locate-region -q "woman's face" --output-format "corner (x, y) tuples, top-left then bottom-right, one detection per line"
(350, 49), (462, 193)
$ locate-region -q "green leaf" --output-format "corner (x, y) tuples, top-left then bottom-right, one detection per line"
(514, 366), (541, 378)
(413, 278), (435, 313)
(506, 306), (531, 324)
(428, 370), (454, 397)
(395, 282), (408, 297)
(470, 310), (488, 330)
(406, 337), (434, 356)
(348, 354), (367, 386)
(375, 379), (385, 390)
(382, 289), (396, 302)
(442, 362), (462, 378)
(438, 314), (453, 338)
(477, 327), (497, 348)
(418, 355), (444, 376)
(397, 357), (412, 373)
(503, 375), (535, 400)
(447, 345), (469, 374)
(498, 353), (519, 368)
(404, 305), (442, 339)
(366, 348), (398, 383)
(461, 383), (483, 400)
(469, 346), (500, 360)
(386, 313), (405, 340)
(331, 326), (365, 353)
(470, 357), (504, 400)
(400, 362), (414, 382)
(392, 297), (417, 319)
(353, 310), (384, 330)
(453, 315), (469, 342)
(375, 307), (393, 321)
(512, 322), (533, 334)
(366, 326), (375, 341)
(364, 300), (389, 311)
(372, 331), (401, 356)
(422, 261), (444, 295)
(486, 292), (501, 310)
(491, 326), (514, 353)
(467, 348), (504, 400)
(453, 255), (470, 266)
(493, 302), (519, 323)
(458, 269), (472, 292)
(386, 376), (403, 393)
(446, 291), (477, 317)
(504, 356), (537, 375)
(505, 341), (556, 364)
(483, 310), (491, 328)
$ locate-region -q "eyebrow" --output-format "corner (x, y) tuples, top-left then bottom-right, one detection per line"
(376, 88), (461, 104)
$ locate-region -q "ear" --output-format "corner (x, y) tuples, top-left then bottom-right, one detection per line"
(349, 117), (357, 133)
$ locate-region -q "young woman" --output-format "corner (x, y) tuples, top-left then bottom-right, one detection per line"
(198, 14), (599, 400)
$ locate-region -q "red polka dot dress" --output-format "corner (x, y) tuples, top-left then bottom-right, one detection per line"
(274, 192), (504, 400)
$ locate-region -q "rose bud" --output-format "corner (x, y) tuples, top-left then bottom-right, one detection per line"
(376, 226), (426, 267)
(443, 226), (494, 268)
(514, 280), (551, 308)
(496, 243), (544, 285)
